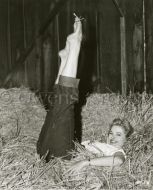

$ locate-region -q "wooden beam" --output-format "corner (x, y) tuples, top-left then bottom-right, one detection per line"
(11, 0), (70, 72)
(112, 0), (124, 17)
(120, 16), (127, 96)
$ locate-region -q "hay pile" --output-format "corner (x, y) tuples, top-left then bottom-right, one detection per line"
(0, 90), (153, 189)
(81, 93), (124, 142)
(81, 92), (153, 141)
(0, 136), (67, 190)
(81, 92), (153, 189)
(0, 87), (46, 144)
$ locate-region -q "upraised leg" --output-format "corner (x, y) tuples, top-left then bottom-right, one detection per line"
(55, 14), (82, 84)
(61, 15), (82, 78)
(37, 15), (83, 161)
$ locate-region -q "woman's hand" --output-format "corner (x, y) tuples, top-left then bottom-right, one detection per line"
(65, 160), (89, 175)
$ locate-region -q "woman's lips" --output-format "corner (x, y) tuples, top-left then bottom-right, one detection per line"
(110, 140), (117, 144)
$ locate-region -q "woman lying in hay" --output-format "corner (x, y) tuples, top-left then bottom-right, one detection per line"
(66, 118), (133, 174)
(37, 14), (134, 172)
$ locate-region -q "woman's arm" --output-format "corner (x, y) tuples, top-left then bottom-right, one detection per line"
(88, 151), (125, 167)
(87, 154), (124, 167)
(66, 152), (125, 174)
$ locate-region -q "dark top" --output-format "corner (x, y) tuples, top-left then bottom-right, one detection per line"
(37, 75), (79, 161)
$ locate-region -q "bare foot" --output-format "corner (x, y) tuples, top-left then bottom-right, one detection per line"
(67, 14), (82, 48)
(56, 14), (83, 81)
(60, 15), (83, 78)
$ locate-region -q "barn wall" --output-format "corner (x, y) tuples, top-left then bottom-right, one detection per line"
(98, 0), (121, 93)
(146, 0), (153, 92)
(0, 0), (58, 90)
(1, 0), (150, 96)
(125, 0), (144, 93)
(0, 0), (9, 84)
(0, 0), (122, 95)
(57, 0), (121, 95)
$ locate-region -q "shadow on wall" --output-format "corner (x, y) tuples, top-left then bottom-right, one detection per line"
(74, 22), (97, 142)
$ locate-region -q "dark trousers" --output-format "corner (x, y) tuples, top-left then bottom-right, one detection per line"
(37, 84), (78, 162)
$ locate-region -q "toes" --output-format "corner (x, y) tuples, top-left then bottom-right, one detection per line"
(73, 13), (82, 34)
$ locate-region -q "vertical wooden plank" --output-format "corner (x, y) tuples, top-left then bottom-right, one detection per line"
(120, 16), (127, 96)
(35, 1), (42, 90)
(143, 0), (146, 92)
(0, 0), (9, 83)
(55, 14), (60, 67)
(43, 36), (51, 92)
(35, 40), (42, 90)
(145, 0), (153, 92)
(7, 0), (12, 70)
(22, 0), (28, 86)
(95, 11), (100, 78)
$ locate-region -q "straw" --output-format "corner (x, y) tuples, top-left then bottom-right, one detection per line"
(0, 89), (153, 189)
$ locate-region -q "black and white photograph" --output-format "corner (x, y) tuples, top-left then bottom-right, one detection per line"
(0, 0), (153, 189)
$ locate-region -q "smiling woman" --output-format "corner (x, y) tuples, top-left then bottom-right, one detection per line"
(108, 125), (126, 148)
(66, 118), (134, 174)
(107, 118), (134, 147)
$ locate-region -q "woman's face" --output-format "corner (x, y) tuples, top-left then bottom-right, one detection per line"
(107, 125), (126, 148)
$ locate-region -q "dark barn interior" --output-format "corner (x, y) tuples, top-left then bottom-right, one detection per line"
(0, 0), (153, 105)
(0, 1), (153, 188)
(0, 0), (153, 142)
(1, 0), (153, 143)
